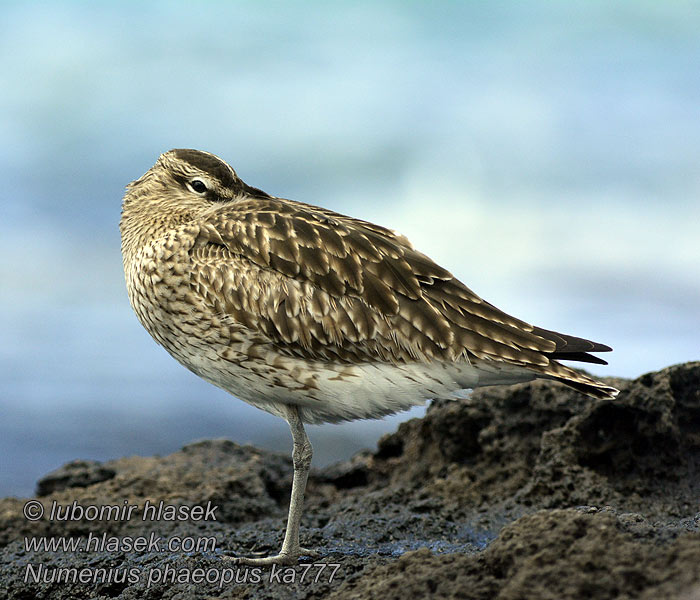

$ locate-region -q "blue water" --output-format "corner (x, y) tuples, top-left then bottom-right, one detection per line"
(1, 2), (699, 497)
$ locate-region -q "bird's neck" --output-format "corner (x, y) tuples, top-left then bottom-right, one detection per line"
(119, 190), (195, 265)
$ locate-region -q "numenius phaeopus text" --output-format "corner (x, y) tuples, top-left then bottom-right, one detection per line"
(120, 148), (618, 564)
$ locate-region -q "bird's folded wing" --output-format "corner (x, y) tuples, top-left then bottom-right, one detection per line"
(187, 197), (569, 367)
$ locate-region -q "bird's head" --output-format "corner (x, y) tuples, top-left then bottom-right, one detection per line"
(120, 148), (269, 255)
(124, 148), (245, 212)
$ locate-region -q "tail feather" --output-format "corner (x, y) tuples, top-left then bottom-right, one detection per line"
(528, 325), (615, 375)
(547, 351), (608, 365)
(554, 376), (619, 399)
(532, 359), (619, 399)
(532, 326), (613, 366)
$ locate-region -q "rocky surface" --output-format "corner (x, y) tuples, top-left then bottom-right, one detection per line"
(1, 362), (698, 599)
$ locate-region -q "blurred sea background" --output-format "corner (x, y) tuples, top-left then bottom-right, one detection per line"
(1, 1), (698, 497)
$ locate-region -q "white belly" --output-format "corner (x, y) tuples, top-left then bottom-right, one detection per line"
(184, 350), (535, 424)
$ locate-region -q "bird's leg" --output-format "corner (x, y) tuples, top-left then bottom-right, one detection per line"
(279, 404), (316, 559)
(227, 404), (316, 565)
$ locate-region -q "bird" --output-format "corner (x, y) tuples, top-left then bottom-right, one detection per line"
(120, 148), (618, 565)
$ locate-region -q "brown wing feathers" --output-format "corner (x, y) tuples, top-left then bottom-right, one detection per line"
(530, 326), (612, 365)
(191, 197), (611, 370)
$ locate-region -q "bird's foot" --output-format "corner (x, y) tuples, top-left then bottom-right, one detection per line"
(298, 547), (320, 559)
(223, 547), (319, 566)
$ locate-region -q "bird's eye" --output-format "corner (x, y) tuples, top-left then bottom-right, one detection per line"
(188, 179), (208, 194)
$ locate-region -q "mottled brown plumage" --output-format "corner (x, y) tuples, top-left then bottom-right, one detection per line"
(120, 148), (618, 564)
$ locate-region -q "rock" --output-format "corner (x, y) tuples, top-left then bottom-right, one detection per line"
(329, 510), (700, 600)
(36, 460), (116, 496)
(1, 362), (699, 599)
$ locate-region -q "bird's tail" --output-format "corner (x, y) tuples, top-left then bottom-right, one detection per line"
(535, 360), (619, 399)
